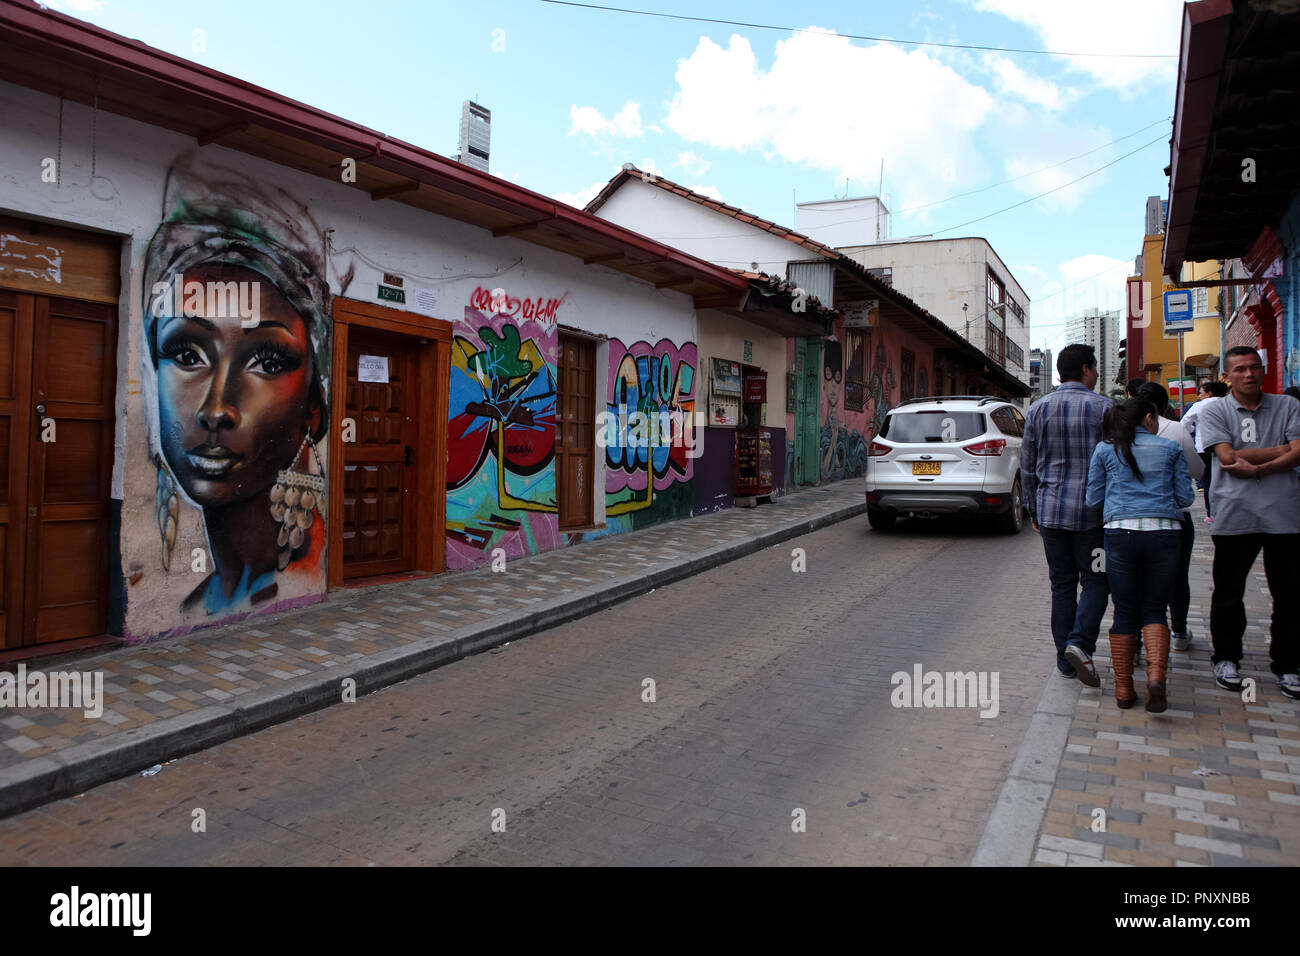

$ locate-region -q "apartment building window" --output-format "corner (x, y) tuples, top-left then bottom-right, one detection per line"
(867, 267), (892, 287)
(1007, 298), (1025, 324)
(1193, 286), (1213, 317)
(987, 269), (1005, 330)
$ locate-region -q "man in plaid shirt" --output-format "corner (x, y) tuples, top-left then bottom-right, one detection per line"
(1021, 344), (1115, 684)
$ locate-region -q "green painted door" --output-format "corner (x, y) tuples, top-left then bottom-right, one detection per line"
(796, 337), (821, 485)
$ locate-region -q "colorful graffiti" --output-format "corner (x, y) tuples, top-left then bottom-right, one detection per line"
(602, 338), (697, 531)
(446, 306), (559, 564)
(141, 156), (332, 617)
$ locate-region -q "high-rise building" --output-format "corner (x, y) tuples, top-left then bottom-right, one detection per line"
(1029, 348), (1053, 402)
(455, 101), (490, 173)
(1066, 308), (1119, 395)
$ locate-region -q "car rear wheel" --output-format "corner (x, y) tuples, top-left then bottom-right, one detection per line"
(867, 507), (897, 531)
(997, 478), (1025, 534)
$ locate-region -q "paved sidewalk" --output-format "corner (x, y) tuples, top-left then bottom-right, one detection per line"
(1030, 499), (1300, 867)
(0, 481), (866, 819)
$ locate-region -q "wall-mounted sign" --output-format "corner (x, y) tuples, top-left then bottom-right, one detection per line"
(411, 286), (439, 316)
(843, 299), (879, 328)
(712, 357), (743, 395)
(382, 273), (405, 288)
(743, 371), (767, 403)
(358, 354), (389, 383)
(378, 284), (406, 304)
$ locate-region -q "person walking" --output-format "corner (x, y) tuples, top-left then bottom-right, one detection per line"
(1022, 344), (1114, 685)
(1198, 348), (1300, 699)
(1136, 382), (1204, 653)
(1086, 399), (1195, 711)
(1182, 380), (1228, 520)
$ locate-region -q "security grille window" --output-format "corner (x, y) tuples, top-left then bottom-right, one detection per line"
(1193, 286), (1211, 316)
(880, 411), (985, 443)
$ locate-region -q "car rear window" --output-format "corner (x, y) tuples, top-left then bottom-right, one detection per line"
(879, 410), (986, 443)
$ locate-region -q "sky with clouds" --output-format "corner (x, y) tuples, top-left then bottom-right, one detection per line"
(49, 0), (1189, 371)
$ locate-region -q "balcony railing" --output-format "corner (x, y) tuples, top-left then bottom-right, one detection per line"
(983, 320), (1024, 369)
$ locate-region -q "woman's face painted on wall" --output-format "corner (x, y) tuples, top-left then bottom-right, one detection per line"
(155, 263), (316, 509)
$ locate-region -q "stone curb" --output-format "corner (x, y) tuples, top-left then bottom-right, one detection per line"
(0, 497), (867, 820)
(971, 666), (1082, 866)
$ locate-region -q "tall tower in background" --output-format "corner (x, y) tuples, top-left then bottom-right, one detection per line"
(1067, 308), (1120, 395)
(456, 101), (491, 173)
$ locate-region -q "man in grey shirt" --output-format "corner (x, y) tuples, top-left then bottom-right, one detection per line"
(1197, 347), (1300, 699)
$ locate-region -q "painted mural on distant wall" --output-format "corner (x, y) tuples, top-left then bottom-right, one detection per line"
(135, 157), (335, 635)
(599, 338), (698, 534)
(446, 293), (560, 567)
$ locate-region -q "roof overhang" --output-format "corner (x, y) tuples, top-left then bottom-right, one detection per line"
(1163, 0), (1300, 275)
(0, 0), (749, 311)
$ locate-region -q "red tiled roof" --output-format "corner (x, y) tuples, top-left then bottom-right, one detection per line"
(585, 166), (839, 259)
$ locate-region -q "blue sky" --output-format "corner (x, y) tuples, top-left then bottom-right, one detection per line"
(50, 0), (1187, 362)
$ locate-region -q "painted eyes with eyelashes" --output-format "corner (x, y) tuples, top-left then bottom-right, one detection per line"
(158, 334), (302, 376)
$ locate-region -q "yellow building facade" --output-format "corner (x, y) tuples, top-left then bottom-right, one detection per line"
(1135, 234), (1222, 406)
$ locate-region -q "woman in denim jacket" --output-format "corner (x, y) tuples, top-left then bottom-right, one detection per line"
(1086, 399), (1196, 711)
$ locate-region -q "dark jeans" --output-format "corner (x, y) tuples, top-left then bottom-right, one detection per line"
(1041, 526), (1110, 673)
(1104, 529), (1182, 635)
(1210, 533), (1300, 675)
(1168, 511), (1196, 633)
(1200, 451), (1214, 514)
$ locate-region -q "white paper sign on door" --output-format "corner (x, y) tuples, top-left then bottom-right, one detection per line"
(358, 354), (389, 383)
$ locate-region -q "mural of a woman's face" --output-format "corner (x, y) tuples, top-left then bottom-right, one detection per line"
(823, 340), (843, 410)
(154, 263), (317, 509)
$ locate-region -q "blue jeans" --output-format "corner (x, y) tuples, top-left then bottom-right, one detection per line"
(1104, 529), (1182, 635)
(1041, 526), (1111, 673)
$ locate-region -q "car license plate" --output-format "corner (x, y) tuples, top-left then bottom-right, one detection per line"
(912, 462), (941, 476)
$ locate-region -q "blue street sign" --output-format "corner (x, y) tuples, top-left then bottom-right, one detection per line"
(1163, 289), (1194, 334)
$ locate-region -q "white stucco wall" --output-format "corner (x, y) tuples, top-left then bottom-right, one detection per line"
(696, 310), (787, 429)
(0, 79), (700, 641)
(593, 182), (804, 278)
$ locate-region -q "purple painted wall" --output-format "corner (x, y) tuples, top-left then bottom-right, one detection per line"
(691, 426), (736, 516)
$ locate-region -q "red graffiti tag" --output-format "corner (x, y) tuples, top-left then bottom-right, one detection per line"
(470, 286), (566, 324)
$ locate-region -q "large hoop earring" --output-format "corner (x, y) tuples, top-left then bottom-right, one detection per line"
(269, 433), (326, 571)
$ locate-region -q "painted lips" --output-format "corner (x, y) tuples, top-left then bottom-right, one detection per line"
(186, 444), (242, 478)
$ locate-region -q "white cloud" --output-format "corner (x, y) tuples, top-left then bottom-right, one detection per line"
(550, 181), (608, 210)
(665, 29), (996, 215)
(994, 113), (1120, 212)
(967, 0), (1183, 93)
(1026, 254), (1134, 359)
(569, 102), (644, 138)
(985, 55), (1069, 111)
(674, 152), (712, 176)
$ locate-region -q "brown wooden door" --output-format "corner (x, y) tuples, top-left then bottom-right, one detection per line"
(0, 291), (116, 649)
(342, 329), (419, 578)
(557, 334), (595, 529)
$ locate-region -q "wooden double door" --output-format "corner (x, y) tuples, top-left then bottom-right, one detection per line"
(0, 291), (116, 649)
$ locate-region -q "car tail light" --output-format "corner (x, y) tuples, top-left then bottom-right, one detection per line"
(984, 495), (1003, 504)
(962, 438), (1006, 456)
(867, 441), (892, 457)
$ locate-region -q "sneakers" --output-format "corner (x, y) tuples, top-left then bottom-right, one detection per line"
(1065, 644), (1101, 687)
(1172, 628), (1192, 652)
(1214, 660), (1244, 692)
(1280, 674), (1300, 701)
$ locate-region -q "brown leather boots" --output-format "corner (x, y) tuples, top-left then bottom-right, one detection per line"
(1110, 632), (1138, 709)
(1143, 623), (1171, 713)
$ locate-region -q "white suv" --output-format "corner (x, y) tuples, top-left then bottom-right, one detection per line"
(864, 396), (1027, 533)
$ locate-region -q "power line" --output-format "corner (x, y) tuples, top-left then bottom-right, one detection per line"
(612, 118), (1172, 244)
(539, 0), (1179, 59)
(931, 133), (1167, 236)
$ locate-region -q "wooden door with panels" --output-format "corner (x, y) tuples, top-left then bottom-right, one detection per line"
(556, 332), (595, 529)
(0, 291), (116, 649)
(340, 328), (420, 578)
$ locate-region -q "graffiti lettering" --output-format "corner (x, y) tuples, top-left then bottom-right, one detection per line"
(469, 285), (566, 325)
